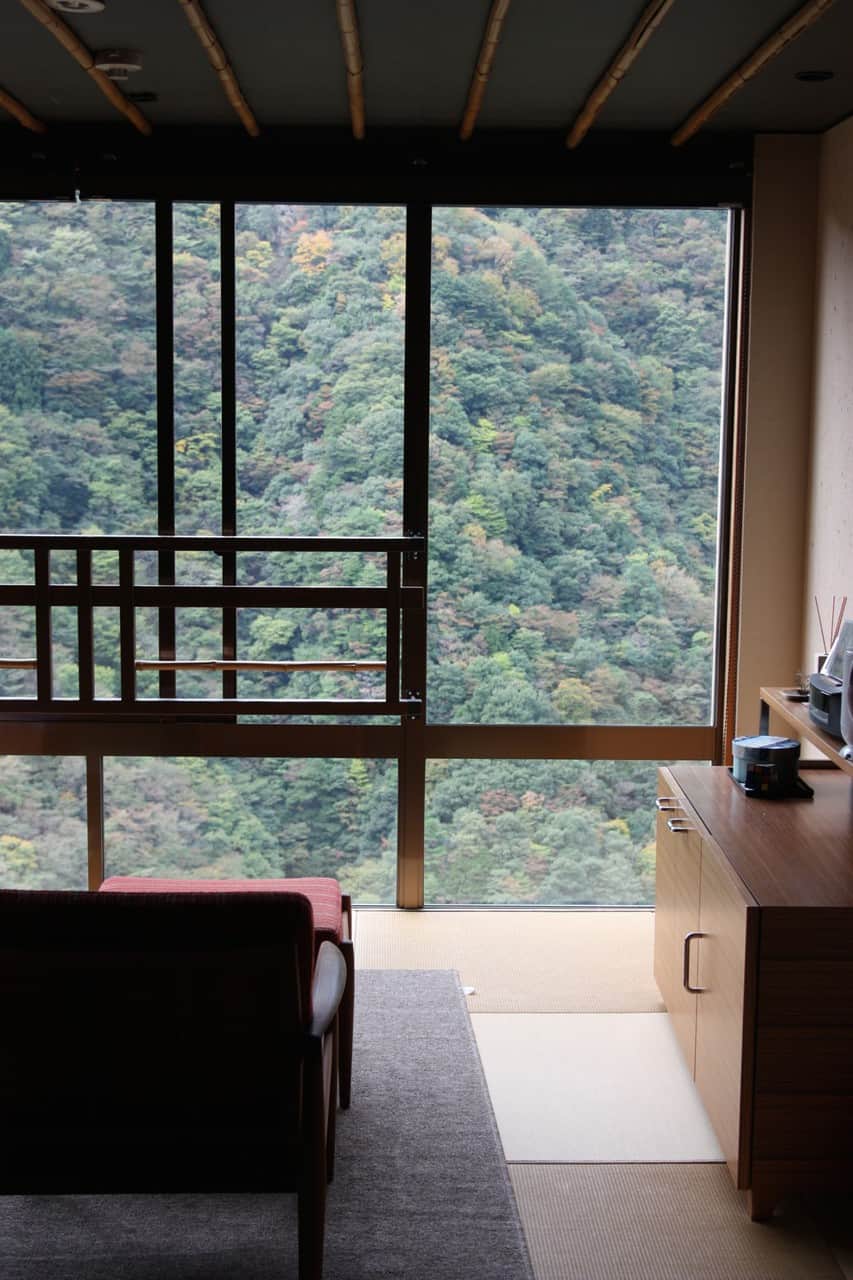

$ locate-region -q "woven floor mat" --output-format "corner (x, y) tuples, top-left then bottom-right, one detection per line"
(354, 909), (663, 1012)
(510, 1164), (844, 1280)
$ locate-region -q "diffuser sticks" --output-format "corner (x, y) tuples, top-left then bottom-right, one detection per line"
(815, 594), (848, 653)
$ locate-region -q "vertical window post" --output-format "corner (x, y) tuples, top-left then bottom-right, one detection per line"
(86, 754), (105, 891)
(398, 202), (432, 908)
(221, 201), (238, 701)
(155, 199), (176, 699)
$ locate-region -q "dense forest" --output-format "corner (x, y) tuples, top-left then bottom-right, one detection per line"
(0, 200), (727, 904)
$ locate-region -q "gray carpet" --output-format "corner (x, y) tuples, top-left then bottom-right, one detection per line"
(0, 970), (533, 1280)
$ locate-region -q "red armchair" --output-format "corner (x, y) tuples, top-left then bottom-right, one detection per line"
(0, 888), (345, 1280)
(100, 876), (355, 1108)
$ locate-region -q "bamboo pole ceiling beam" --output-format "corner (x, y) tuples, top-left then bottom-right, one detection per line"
(335, 0), (365, 140)
(176, 0), (259, 138)
(460, 0), (512, 141)
(672, 0), (837, 146)
(566, 0), (676, 148)
(0, 85), (46, 133)
(16, 0), (152, 135)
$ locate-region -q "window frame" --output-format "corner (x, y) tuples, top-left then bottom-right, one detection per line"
(0, 178), (749, 907)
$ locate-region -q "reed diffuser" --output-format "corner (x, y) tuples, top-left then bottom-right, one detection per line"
(815, 593), (847, 670)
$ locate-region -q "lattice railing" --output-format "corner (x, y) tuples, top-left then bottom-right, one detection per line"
(0, 534), (424, 719)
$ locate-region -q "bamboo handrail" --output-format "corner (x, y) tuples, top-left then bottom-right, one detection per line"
(16, 0), (152, 135)
(0, 659), (37, 669)
(335, 0), (365, 140)
(567, 0), (677, 148)
(459, 0), (512, 142)
(672, 0), (837, 146)
(175, 0), (260, 138)
(0, 85), (46, 134)
(136, 660), (386, 673)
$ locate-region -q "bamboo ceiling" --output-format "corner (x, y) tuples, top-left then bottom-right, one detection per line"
(2, 0), (847, 143)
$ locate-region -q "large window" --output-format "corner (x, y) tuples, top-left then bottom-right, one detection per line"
(0, 757), (87, 889)
(0, 196), (739, 905)
(429, 207), (729, 727)
(235, 204), (406, 537)
(426, 758), (692, 906)
(174, 203), (222, 536)
(103, 757), (397, 902)
(0, 202), (156, 536)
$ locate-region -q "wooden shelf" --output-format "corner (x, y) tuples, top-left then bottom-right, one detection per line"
(759, 685), (853, 778)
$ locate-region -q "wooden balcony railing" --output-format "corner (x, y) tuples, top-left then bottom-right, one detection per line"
(0, 534), (424, 719)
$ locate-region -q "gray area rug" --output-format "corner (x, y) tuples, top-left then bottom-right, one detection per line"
(0, 969), (533, 1280)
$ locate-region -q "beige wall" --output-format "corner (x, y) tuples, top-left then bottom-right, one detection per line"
(801, 117), (853, 677)
(735, 135), (819, 735)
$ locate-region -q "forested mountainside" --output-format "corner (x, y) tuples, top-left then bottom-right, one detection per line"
(0, 201), (728, 903)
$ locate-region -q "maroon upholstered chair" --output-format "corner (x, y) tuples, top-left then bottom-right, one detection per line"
(0, 888), (345, 1280)
(100, 876), (355, 1109)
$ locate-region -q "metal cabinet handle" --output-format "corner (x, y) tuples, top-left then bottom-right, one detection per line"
(683, 931), (707, 993)
(667, 817), (694, 833)
(656, 796), (680, 811)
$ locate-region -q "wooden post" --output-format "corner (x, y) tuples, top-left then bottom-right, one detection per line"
(86, 754), (105, 890)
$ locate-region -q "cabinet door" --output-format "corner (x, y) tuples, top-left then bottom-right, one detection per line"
(694, 839), (758, 1189)
(653, 779), (702, 1074)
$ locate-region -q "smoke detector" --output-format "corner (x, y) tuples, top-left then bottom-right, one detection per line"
(47, 0), (106, 12)
(93, 49), (143, 81)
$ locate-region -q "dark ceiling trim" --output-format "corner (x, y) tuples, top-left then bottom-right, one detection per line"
(0, 127), (753, 206)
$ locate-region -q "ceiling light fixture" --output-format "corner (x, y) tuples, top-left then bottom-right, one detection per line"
(47, 0), (106, 13)
(795, 69), (834, 81)
(93, 49), (143, 81)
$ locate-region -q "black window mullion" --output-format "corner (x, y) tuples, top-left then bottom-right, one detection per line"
(155, 198), (176, 699)
(221, 199), (238, 700)
(397, 202), (432, 908)
(401, 201), (431, 710)
(717, 207), (748, 764)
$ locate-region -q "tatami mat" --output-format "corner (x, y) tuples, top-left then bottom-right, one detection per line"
(353, 909), (663, 1012)
(510, 1164), (845, 1280)
(473, 1012), (724, 1162)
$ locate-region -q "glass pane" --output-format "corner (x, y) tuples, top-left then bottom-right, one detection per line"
(236, 609), (386, 701)
(0, 757), (87, 888)
(51, 607), (79, 699)
(429, 207), (730, 726)
(238, 550), (385, 587)
(93, 609), (120, 699)
(235, 204), (405, 536)
(425, 758), (691, 905)
(103, 756), (397, 902)
(174, 203), (221, 535)
(0, 201), (156, 534)
(0, 604), (35, 698)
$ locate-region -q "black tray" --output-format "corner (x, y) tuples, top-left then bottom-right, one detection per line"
(727, 768), (814, 800)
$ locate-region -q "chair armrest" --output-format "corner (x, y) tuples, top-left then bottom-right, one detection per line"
(309, 941), (347, 1039)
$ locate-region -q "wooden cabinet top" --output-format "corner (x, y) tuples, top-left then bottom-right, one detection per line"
(666, 765), (853, 909)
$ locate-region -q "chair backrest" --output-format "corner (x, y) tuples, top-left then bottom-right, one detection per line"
(0, 888), (316, 1191)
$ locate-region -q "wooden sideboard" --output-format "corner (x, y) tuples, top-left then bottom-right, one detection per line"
(654, 764), (853, 1219)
